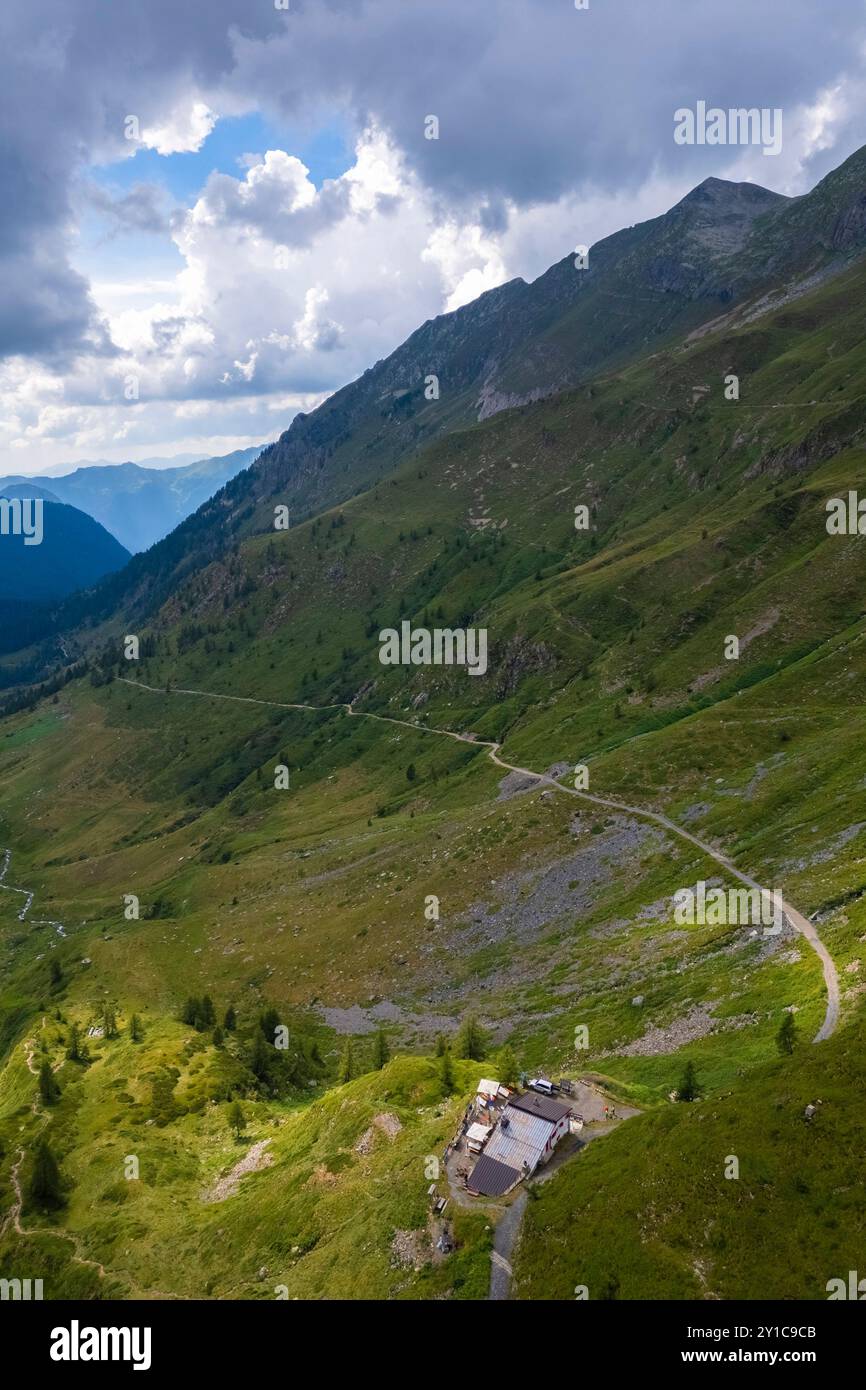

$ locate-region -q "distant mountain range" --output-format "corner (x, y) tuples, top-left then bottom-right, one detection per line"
(0, 445), (266, 554)
(28, 452), (210, 476)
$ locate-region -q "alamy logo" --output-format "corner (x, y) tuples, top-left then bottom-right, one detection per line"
(379, 620), (488, 676)
(825, 492), (866, 534)
(674, 102), (782, 156)
(0, 1277), (43, 1300)
(0, 496), (43, 546)
(50, 1320), (152, 1371)
(673, 880), (783, 935)
(826, 1270), (866, 1299)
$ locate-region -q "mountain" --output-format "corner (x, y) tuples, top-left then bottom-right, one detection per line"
(17, 145), (864, 665)
(2, 147), (866, 1300)
(32, 452), (208, 475)
(0, 445), (266, 555)
(0, 497), (130, 602)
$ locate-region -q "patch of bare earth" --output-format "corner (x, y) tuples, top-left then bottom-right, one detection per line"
(202, 1139), (273, 1203)
(600, 1004), (758, 1058)
(691, 608), (780, 693)
(390, 1228), (430, 1270)
(355, 1112), (403, 1154)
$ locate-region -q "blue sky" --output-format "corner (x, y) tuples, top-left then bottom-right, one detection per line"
(90, 112), (352, 203)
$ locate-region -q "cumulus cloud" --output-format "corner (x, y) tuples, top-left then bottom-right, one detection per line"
(140, 100), (217, 156)
(3, 0), (866, 469)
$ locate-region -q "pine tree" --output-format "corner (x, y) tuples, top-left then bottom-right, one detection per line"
(129, 1014), (143, 1043)
(66, 1022), (83, 1063)
(250, 1032), (271, 1084)
(678, 1060), (700, 1102)
(372, 1030), (389, 1071)
(223, 1004), (237, 1032)
(180, 997), (201, 1027)
(439, 1048), (456, 1095)
(455, 1015), (486, 1061)
(497, 1044), (518, 1087)
(434, 1034), (447, 1057)
(102, 1004), (118, 1039)
(28, 1139), (64, 1209)
(259, 1006), (280, 1042)
(229, 1101), (245, 1139)
(200, 995), (216, 1029)
(337, 1039), (354, 1085)
(49, 959), (63, 987)
(38, 1059), (60, 1105)
(777, 1011), (797, 1055)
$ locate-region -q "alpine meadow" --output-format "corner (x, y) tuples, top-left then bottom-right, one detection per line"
(1, 0), (866, 1356)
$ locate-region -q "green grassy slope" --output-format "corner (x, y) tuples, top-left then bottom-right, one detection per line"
(513, 1012), (866, 1301)
(2, 211), (866, 1299)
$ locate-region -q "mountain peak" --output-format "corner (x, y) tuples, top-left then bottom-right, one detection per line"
(676, 175), (788, 214)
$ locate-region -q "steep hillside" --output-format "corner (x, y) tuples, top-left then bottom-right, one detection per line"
(8, 146), (863, 679)
(512, 1012), (866, 1301)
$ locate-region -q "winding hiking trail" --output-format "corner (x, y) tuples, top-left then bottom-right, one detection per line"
(1, 1018), (186, 1298)
(118, 676), (839, 1042)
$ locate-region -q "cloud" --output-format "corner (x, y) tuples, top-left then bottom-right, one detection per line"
(227, 0), (866, 207)
(2, 0), (866, 470)
(140, 100), (217, 156)
(82, 181), (173, 237)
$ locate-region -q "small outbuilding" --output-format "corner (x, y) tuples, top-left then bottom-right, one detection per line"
(466, 1121), (492, 1154)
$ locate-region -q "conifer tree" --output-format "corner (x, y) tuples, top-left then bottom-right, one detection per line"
(66, 1022), (83, 1062)
(38, 1059), (60, 1105)
(337, 1039), (354, 1085)
(777, 1011), (797, 1055)
(439, 1048), (456, 1096)
(29, 1139), (64, 1208)
(455, 1015), (486, 1061)
(372, 1029), (389, 1070)
(497, 1044), (518, 1087)
(678, 1060), (700, 1102)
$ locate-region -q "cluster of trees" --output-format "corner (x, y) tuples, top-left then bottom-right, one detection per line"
(248, 1006), (323, 1097)
(180, 995), (235, 1042)
(433, 1018), (521, 1097)
(334, 1028), (390, 1086)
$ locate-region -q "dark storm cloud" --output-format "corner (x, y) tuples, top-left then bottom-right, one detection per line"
(0, 0), (284, 361)
(233, 0), (866, 204)
(1, 0), (865, 364)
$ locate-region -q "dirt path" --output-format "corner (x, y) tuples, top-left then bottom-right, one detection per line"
(1, 1032), (183, 1297)
(118, 677), (839, 1042)
(489, 1192), (527, 1300)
